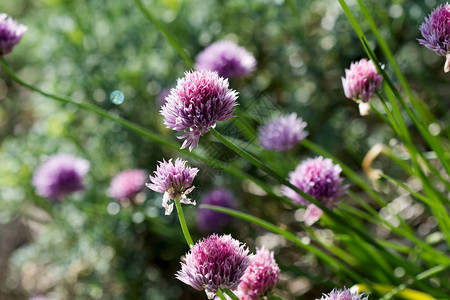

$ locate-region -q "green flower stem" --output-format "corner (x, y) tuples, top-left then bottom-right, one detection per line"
(174, 198), (194, 247)
(380, 174), (434, 207)
(133, 0), (194, 69)
(370, 103), (395, 131)
(223, 288), (240, 300)
(216, 290), (227, 300)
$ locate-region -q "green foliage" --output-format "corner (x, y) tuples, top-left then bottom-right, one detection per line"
(0, 0), (449, 299)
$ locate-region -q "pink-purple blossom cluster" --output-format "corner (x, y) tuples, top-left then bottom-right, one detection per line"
(195, 40), (256, 78)
(160, 70), (238, 151)
(0, 13), (27, 56)
(418, 3), (450, 72)
(258, 113), (308, 151)
(176, 234), (252, 299)
(108, 169), (146, 202)
(341, 59), (383, 115)
(282, 156), (346, 225)
(318, 288), (369, 300)
(236, 247), (279, 299)
(146, 158), (198, 215)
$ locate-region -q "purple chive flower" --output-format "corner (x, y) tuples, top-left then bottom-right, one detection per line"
(29, 297), (48, 300)
(195, 40), (257, 78)
(0, 14), (27, 56)
(32, 154), (90, 201)
(146, 158), (198, 215)
(107, 169), (146, 201)
(237, 247), (279, 300)
(258, 113), (308, 151)
(341, 59), (383, 116)
(161, 70), (238, 151)
(282, 156), (346, 225)
(317, 287), (369, 300)
(176, 234), (252, 299)
(418, 3), (450, 72)
(197, 188), (236, 233)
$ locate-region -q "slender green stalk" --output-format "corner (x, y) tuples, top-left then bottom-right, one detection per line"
(133, 0), (194, 68)
(380, 174), (433, 207)
(216, 290), (227, 300)
(370, 103), (394, 131)
(174, 198), (194, 246)
(223, 288), (240, 300)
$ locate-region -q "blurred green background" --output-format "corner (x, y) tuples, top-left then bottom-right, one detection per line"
(0, 0), (448, 299)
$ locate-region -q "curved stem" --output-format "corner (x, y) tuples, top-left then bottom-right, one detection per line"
(133, 0), (194, 69)
(216, 290), (227, 300)
(223, 288), (240, 300)
(174, 198), (194, 247)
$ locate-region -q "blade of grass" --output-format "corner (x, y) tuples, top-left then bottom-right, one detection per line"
(174, 198), (194, 246)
